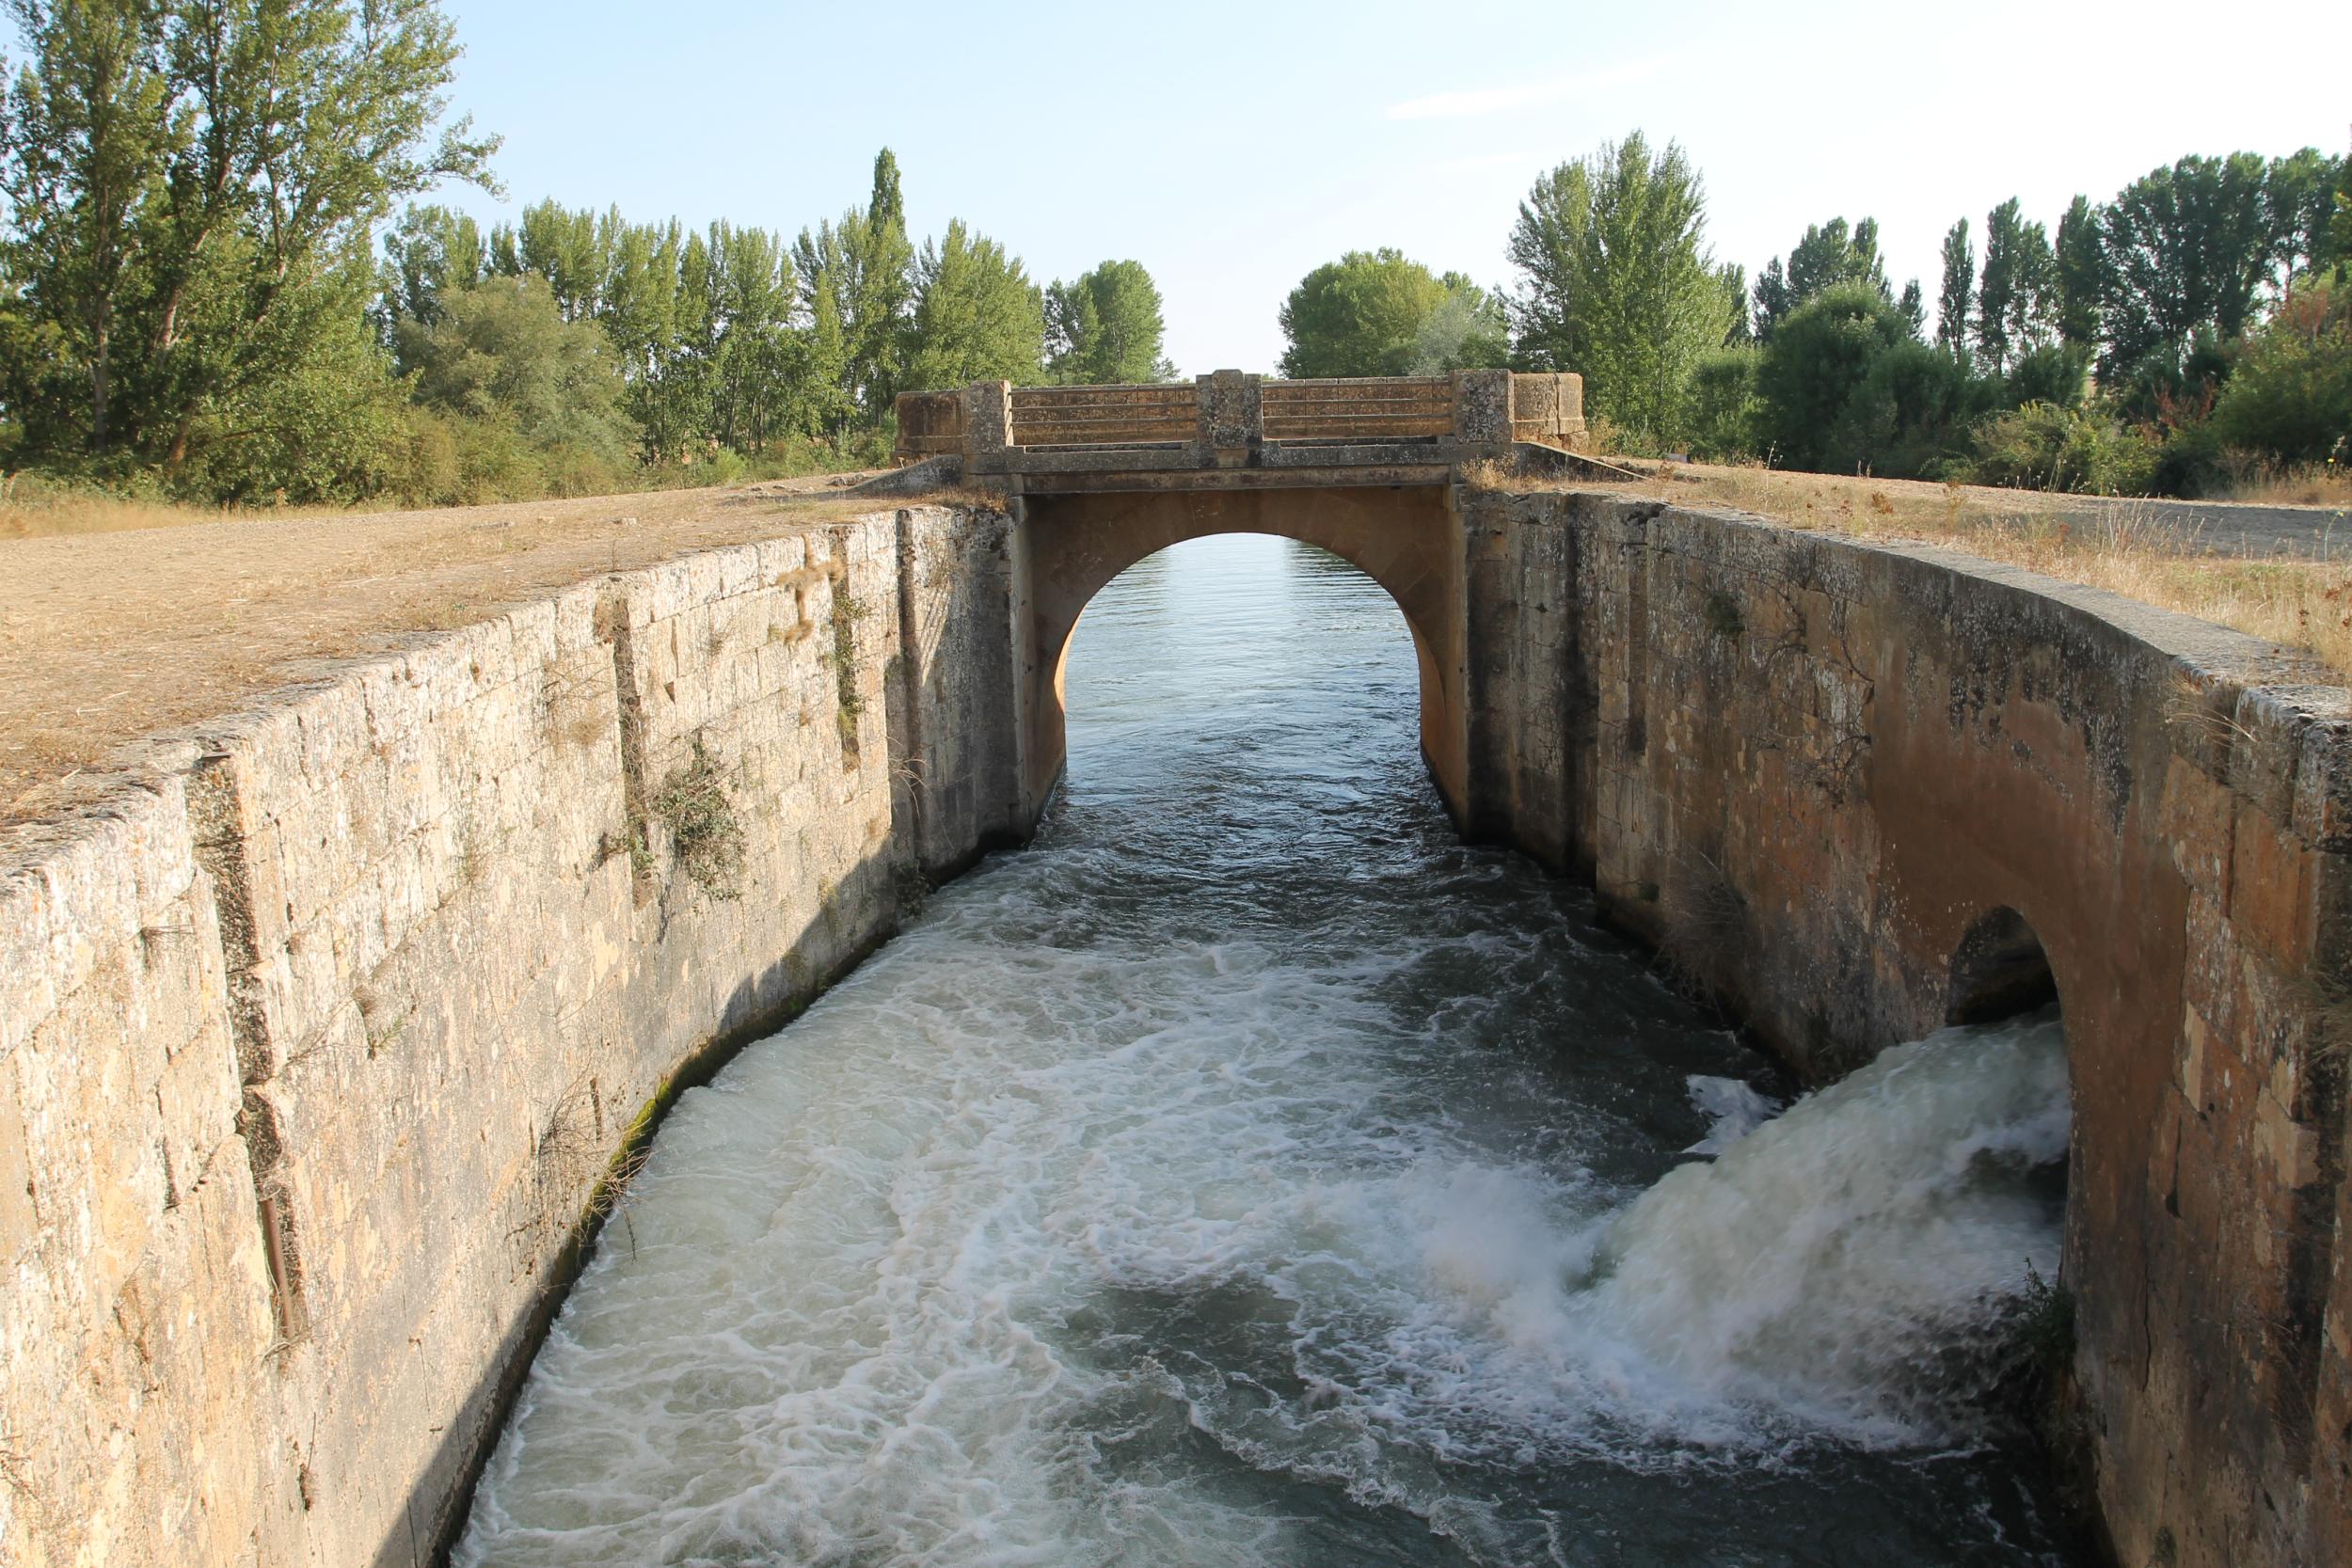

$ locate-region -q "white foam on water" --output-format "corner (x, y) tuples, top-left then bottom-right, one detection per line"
(1681, 1074), (1784, 1154)
(453, 535), (2074, 1565)
(1583, 1013), (2071, 1442)
(454, 869), (2070, 1567)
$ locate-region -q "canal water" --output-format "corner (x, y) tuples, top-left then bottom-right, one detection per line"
(456, 533), (2075, 1567)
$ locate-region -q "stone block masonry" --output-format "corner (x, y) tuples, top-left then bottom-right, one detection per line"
(7, 481), (2350, 1568)
(1457, 488), (2352, 1568)
(0, 507), (1030, 1568)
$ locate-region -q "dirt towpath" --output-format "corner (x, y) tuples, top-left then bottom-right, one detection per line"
(0, 480), (878, 831)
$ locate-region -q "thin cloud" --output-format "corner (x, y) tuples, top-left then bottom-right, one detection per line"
(1427, 150), (1534, 175)
(1386, 57), (1670, 121)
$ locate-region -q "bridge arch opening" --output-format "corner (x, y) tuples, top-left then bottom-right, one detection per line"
(1945, 906), (2061, 1026)
(1943, 905), (2074, 1234)
(1017, 487), (1467, 823)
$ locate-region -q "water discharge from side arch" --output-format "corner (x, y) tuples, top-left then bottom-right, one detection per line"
(455, 533), (2074, 1567)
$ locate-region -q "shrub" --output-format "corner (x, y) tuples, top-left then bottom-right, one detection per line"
(1684, 347), (1763, 460)
(651, 737), (746, 900)
(2208, 277), (2352, 467)
(1754, 282), (1915, 470)
(2004, 342), (2093, 410)
(1829, 338), (1988, 479)
(1963, 400), (2161, 495)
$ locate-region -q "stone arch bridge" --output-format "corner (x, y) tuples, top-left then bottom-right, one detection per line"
(8, 369), (2348, 1568)
(892, 369), (1600, 820)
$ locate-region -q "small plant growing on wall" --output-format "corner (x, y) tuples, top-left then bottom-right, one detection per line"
(651, 736), (746, 900)
(830, 586), (868, 765)
(1703, 588), (1744, 640)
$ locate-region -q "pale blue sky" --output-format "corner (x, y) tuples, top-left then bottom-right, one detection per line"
(438, 0), (2351, 374)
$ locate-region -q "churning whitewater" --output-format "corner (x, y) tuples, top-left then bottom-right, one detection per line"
(456, 534), (2075, 1567)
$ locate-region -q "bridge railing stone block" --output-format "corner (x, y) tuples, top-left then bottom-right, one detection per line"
(965, 380), (1014, 472)
(1452, 369), (1513, 443)
(1197, 370), (1263, 464)
(1508, 372), (1588, 451)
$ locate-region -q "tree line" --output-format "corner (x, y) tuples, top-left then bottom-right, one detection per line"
(0, 0), (1173, 506)
(6, 4), (2340, 508)
(1277, 133), (2350, 496)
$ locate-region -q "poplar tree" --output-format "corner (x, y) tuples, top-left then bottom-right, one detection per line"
(792, 149), (914, 417)
(902, 219), (1043, 389)
(1506, 132), (1733, 443)
(2096, 153), (2275, 382)
(1898, 278), (1926, 339)
(1974, 199), (2055, 374)
(1045, 259), (1172, 384)
(848, 149), (914, 415)
(382, 205), (488, 330)
(1751, 216), (1888, 340)
(2054, 195), (2103, 348)
(1936, 218), (1974, 360)
(0, 0), (496, 483)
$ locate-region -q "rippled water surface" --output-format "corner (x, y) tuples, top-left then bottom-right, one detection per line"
(458, 533), (2075, 1566)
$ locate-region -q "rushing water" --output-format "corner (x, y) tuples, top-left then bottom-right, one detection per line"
(457, 533), (2076, 1567)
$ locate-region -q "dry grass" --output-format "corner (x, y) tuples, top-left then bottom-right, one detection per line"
(2204, 460), (2352, 509)
(0, 476), (894, 829)
(0, 479), (356, 540)
(1550, 461), (2352, 682)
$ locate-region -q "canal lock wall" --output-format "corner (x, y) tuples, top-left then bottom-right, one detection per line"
(1455, 487), (2352, 1568)
(5, 488), (2351, 1567)
(0, 507), (1029, 1568)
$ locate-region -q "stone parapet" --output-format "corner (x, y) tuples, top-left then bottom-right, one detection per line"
(890, 372), (1588, 487)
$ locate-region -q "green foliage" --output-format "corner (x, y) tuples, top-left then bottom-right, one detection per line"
(1405, 280), (1511, 374)
(1964, 400), (2159, 496)
(1897, 278), (1925, 340)
(1718, 262), (1752, 346)
(1277, 247), (1454, 378)
(1045, 259), (1172, 384)
(366, 149), (1035, 486)
(2334, 147), (2352, 283)
(170, 253), (410, 504)
(1702, 589), (1743, 639)
(1753, 215), (1888, 340)
(399, 274), (633, 458)
(792, 150), (914, 421)
(1936, 219), (1974, 361)
(381, 204), (488, 328)
(0, 6), (1136, 512)
(2092, 150), (2343, 395)
(1976, 198), (2058, 375)
(2054, 195), (2104, 348)
(0, 0), (495, 493)
(1506, 131), (1736, 445)
(903, 220), (1044, 389)
(1753, 282), (1915, 470)
(1683, 346), (1762, 460)
(2208, 276), (2352, 466)
(1829, 337), (1990, 479)
(2015, 1260), (2076, 1381)
(2005, 342), (2092, 409)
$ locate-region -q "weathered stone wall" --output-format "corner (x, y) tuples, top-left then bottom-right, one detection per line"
(11, 482), (2348, 1568)
(0, 506), (1026, 1568)
(1461, 488), (2352, 1568)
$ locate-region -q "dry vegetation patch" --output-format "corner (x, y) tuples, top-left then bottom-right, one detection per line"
(1536, 462), (2352, 681)
(0, 478), (896, 829)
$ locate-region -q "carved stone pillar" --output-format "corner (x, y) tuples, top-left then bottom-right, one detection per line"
(1196, 370), (1262, 467)
(1452, 368), (1513, 445)
(965, 380), (1014, 472)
